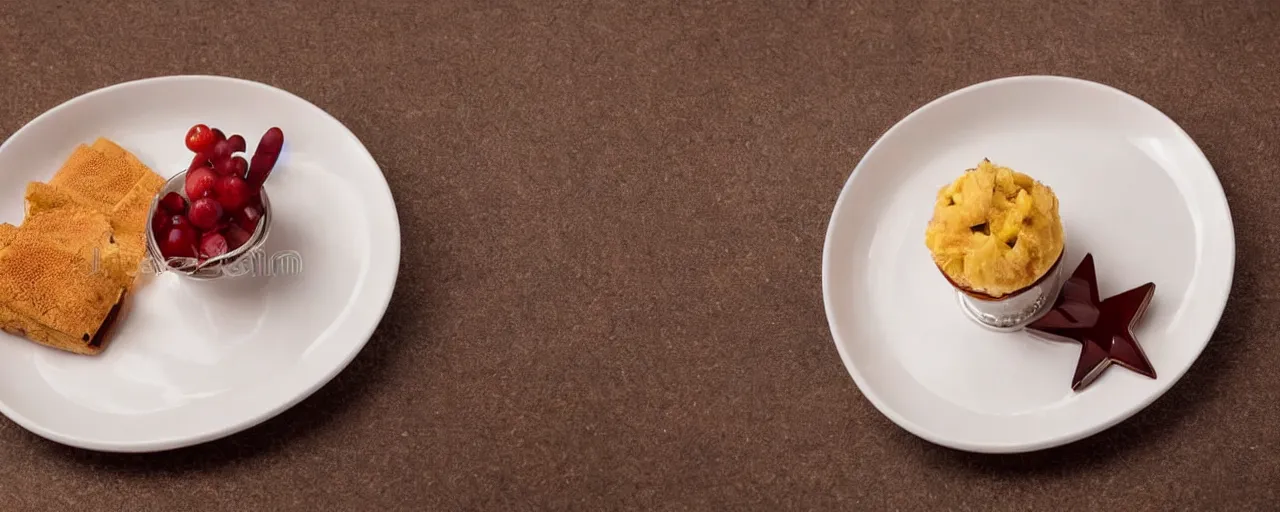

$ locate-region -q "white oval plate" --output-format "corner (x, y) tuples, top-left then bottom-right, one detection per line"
(822, 76), (1233, 453)
(0, 76), (400, 452)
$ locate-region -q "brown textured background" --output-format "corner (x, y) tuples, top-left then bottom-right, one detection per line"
(0, 0), (1276, 509)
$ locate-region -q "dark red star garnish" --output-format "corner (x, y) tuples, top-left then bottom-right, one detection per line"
(1026, 253), (1157, 392)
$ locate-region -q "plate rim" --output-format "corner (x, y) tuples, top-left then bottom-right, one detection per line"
(0, 74), (402, 452)
(820, 74), (1235, 453)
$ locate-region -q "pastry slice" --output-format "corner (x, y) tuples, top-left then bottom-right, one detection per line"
(26, 140), (163, 280)
(0, 223), (16, 248)
(23, 184), (138, 285)
(111, 169), (166, 223)
(0, 233), (127, 355)
(109, 171), (167, 282)
(48, 144), (145, 209)
(13, 203), (129, 284)
(25, 181), (110, 219)
(91, 137), (147, 172)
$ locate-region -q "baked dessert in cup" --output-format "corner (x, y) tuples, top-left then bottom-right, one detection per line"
(924, 159), (1065, 330)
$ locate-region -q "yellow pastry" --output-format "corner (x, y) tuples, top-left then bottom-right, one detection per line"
(924, 159), (1064, 298)
(25, 181), (110, 218)
(0, 138), (163, 355)
(0, 231), (126, 355)
(47, 144), (146, 209)
(12, 205), (115, 264)
(91, 137), (147, 171)
(0, 223), (16, 248)
(108, 171), (167, 281)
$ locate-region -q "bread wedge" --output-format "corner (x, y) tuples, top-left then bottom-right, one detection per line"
(0, 138), (163, 355)
(48, 144), (146, 210)
(0, 228), (127, 355)
(0, 223), (16, 248)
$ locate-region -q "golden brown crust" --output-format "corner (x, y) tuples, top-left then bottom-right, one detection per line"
(0, 237), (126, 354)
(18, 206), (133, 287)
(0, 138), (162, 355)
(924, 159), (1065, 298)
(109, 171), (167, 283)
(0, 298), (121, 356)
(24, 146), (164, 287)
(91, 137), (147, 171)
(14, 206), (114, 259)
(0, 223), (16, 248)
(25, 181), (111, 219)
(48, 144), (146, 209)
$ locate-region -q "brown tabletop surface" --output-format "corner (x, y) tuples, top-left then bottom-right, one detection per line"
(1, 0), (1277, 509)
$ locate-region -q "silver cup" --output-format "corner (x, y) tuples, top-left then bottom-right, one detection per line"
(144, 170), (272, 281)
(941, 250), (1066, 332)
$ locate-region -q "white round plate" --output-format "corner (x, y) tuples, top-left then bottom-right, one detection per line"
(822, 76), (1234, 453)
(0, 76), (400, 452)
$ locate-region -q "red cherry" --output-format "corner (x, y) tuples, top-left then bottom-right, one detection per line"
(224, 224), (252, 251)
(217, 156), (248, 177)
(246, 127), (284, 189)
(236, 203), (263, 232)
(159, 192), (187, 214)
(207, 215), (230, 234)
(234, 216), (259, 234)
(160, 222), (198, 259)
(230, 156), (248, 178)
(259, 127), (284, 154)
(226, 134), (246, 154)
(150, 211), (172, 235)
(185, 167), (218, 199)
(210, 139), (233, 163)
(213, 157), (237, 176)
(199, 232), (229, 259)
(170, 214), (190, 229)
(214, 175), (251, 210)
(188, 153), (212, 173)
(185, 124), (215, 153)
(188, 197), (224, 230)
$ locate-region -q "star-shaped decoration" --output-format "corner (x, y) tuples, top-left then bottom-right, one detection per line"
(1026, 253), (1157, 392)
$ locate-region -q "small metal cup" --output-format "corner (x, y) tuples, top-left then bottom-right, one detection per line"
(144, 170), (272, 281)
(939, 249), (1066, 332)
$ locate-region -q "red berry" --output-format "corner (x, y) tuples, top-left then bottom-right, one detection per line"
(188, 197), (224, 230)
(207, 215), (230, 235)
(199, 232), (229, 259)
(185, 167), (218, 199)
(213, 157), (237, 176)
(188, 153), (212, 173)
(246, 127), (284, 189)
(159, 192), (187, 214)
(185, 124), (215, 153)
(230, 156), (248, 178)
(236, 203), (263, 232)
(150, 211), (172, 235)
(210, 139), (233, 163)
(224, 224), (252, 251)
(259, 127), (284, 154)
(227, 134), (246, 154)
(160, 222), (198, 259)
(214, 175), (251, 210)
